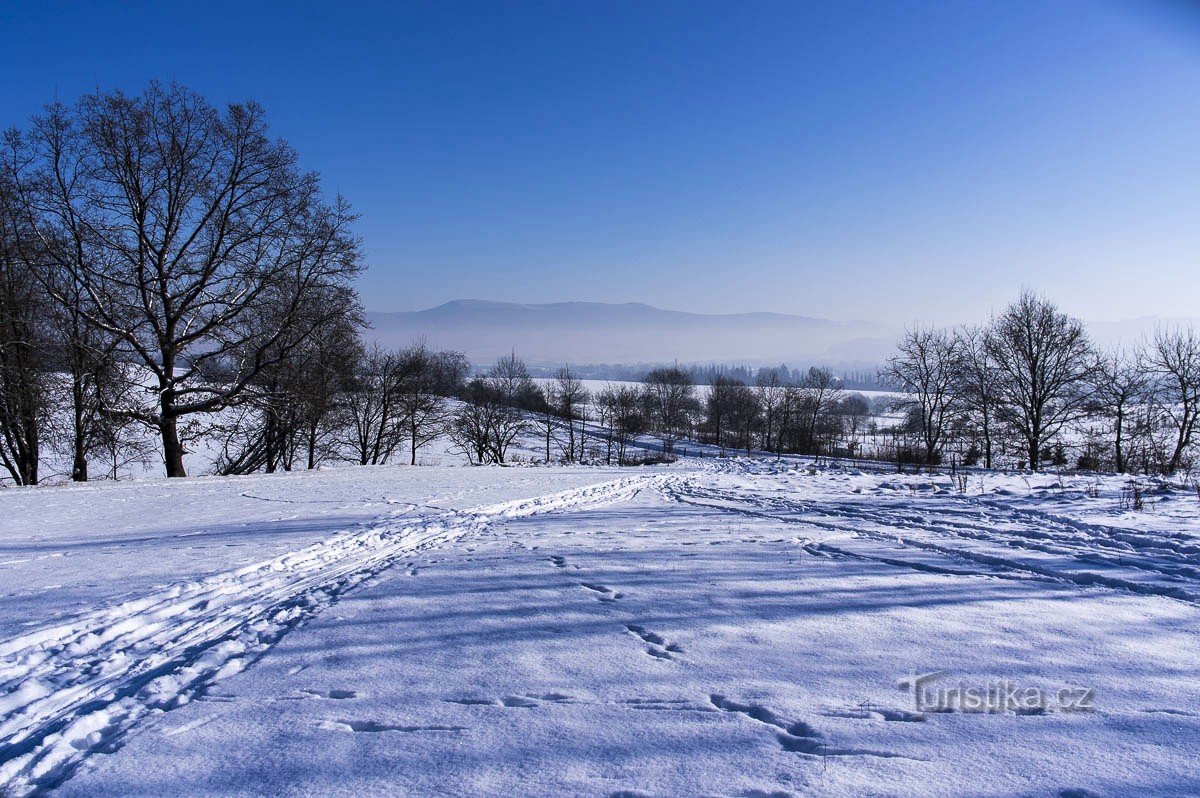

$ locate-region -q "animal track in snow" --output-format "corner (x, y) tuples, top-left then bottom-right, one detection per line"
(825, 705), (926, 723)
(444, 693), (576, 708)
(580, 583), (624, 602)
(625, 624), (683, 659)
(617, 697), (714, 713)
(709, 695), (910, 758)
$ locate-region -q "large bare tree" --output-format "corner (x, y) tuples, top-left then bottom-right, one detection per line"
(985, 291), (1094, 471)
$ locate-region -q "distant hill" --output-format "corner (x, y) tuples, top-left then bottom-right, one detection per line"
(365, 300), (898, 368)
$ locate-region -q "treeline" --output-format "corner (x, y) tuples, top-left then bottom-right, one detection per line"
(626, 365), (869, 459)
(526, 362), (891, 390)
(882, 291), (1199, 474)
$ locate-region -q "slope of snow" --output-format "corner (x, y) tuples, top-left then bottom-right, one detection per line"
(3, 459), (1200, 796)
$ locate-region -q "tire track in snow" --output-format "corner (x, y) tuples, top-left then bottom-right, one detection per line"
(0, 474), (659, 797)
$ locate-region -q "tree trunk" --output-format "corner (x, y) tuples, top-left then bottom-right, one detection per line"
(71, 436), (88, 482)
(70, 379), (88, 482)
(161, 416), (187, 478)
(264, 414), (278, 474)
(1114, 410), (1125, 474)
(19, 418), (38, 485)
(982, 411), (993, 470)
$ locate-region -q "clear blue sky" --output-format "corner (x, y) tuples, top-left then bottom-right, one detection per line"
(2, 0), (1198, 325)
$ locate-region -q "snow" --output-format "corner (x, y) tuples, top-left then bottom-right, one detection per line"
(3, 456), (1200, 796)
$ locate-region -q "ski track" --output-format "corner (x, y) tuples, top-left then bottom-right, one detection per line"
(663, 463), (1200, 606)
(0, 474), (658, 797)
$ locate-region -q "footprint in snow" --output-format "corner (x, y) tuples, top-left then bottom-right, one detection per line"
(317, 719), (464, 733)
(298, 688), (358, 700)
(444, 693), (575, 708)
(625, 624), (683, 659)
(580, 583), (624, 602)
(710, 694), (912, 759)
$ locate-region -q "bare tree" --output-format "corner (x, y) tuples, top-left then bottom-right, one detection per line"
(725, 380), (761, 453)
(883, 327), (959, 466)
(595, 385), (617, 464)
(797, 367), (843, 455)
(605, 383), (646, 464)
(553, 366), (587, 462)
(489, 352), (539, 410)
(837, 393), (870, 457)
(4, 112), (139, 482)
(953, 325), (1001, 469)
(449, 378), (528, 465)
(9, 84), (361, 477)
(344, 346), (407, 466)
(754, 367), (786, 453)
(1090, 347), (1149, 473)
(1148, 327), (1200, 474)
(295, 316), (363, 470)
(643, 367), (697, 454)
(213, 285), (363, 475)
(395, 343), (464, 466)
(535, 383), (560, 463)
(704, 376), (740, 449)
(448, 355), (534, 465)
(985, 291), (1094, 471)
(0, 186), (50, 484)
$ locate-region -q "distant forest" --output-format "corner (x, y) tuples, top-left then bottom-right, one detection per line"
(523, 364), (892, 391)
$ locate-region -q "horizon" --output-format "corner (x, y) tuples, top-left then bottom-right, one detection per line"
(3, 1), (1199, 327)
(360, 296), (1198, 370)
(376, 296), (1200, 328)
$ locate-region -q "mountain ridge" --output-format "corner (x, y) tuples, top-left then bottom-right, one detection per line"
(364, 300), (895, 367)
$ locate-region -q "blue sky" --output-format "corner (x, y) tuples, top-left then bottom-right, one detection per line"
(1, 0), (1198, 324)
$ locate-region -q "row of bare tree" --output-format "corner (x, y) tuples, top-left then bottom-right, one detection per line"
(634, 365), (853, 458)
(883, 291), (1200, 474)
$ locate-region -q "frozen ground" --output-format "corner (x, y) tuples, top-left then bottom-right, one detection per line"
(2, 457), (1200, 796)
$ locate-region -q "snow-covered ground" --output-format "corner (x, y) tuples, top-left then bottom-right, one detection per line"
(2, 456), (1199, 796)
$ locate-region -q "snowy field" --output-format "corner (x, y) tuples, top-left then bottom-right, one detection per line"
(2, 456), (1200, 796)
